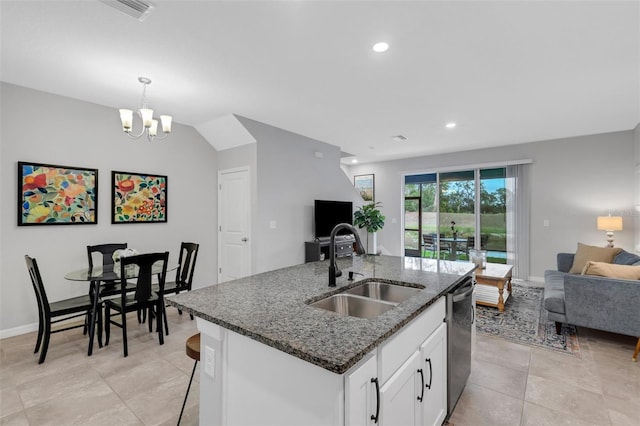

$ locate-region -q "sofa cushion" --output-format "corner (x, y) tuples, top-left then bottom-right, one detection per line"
(543, 270), (566, 314)
(568, 243), (622, 274)
(582, 261), (640, 280)
(613, 250), (640, 266)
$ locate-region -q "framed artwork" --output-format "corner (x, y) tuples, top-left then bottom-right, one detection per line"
(18, 161), (98, 226)
(354, 174), (375, 202)
(111, 171), (167, 224)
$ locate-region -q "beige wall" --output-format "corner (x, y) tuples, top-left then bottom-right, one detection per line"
(346, 130), (636, 280)
(0, 83), (218, 335)
(237, 116), (363, 272)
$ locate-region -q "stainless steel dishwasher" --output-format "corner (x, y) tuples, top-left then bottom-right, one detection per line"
(446, 276), (474, 416)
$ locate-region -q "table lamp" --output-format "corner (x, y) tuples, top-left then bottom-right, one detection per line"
(596, 215), (623, 247)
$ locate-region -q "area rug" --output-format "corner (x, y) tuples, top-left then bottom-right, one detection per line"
(475, 284), (581, 357)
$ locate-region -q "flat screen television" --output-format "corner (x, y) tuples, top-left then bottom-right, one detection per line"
(314, 200), (353, 239)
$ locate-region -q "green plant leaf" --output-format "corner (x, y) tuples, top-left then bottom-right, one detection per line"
(353, 202), (385, 233)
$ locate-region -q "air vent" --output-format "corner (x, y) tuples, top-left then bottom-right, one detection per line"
(99, 0), (154, 21)
(391, 135), (408, 142)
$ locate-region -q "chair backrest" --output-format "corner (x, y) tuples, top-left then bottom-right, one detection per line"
(480, 234), (489, 249)
(467, 236), (475, 249)
(120, 252), (168, 303)
(87, 243), (128, 269)
(423, 234), (435, 245)
(24, 255), (51, 319)
(175, 242), (199, 291)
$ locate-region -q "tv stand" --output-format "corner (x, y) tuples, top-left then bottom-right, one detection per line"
(305, 234), (355, 263)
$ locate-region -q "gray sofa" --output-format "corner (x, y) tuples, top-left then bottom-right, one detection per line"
(544, 251), (640, 360)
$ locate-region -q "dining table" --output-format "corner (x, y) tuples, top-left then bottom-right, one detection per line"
(65, 261), (177, 356)
(440, 237), (468, 261)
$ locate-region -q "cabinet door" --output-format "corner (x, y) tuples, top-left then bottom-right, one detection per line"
(419, 323), (447, 426)
(379, 351), (422, 426)
(346, 354), (379, 426)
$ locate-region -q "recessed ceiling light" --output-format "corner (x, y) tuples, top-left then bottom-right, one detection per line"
(373, 42), (389, 53)
(351, 159), (358, 164)
(446, 122), (457, 129)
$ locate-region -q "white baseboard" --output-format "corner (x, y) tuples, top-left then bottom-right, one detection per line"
(0, 322), (38, 339)
(527, 275), (545, 283)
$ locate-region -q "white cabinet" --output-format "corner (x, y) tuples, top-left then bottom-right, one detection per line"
(376, 323), (447, 426)
(379, 351), (422, 426)
(420, 323), (447, 426)
(345, 354), (379, 426)
(197, 296), (450, 426)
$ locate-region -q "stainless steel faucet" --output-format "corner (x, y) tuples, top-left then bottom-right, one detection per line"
(328, 223), (366, 287)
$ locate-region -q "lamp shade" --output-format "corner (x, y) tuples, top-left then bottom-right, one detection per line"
(119, 109), (133, 131)
(597, 216), (623, 231)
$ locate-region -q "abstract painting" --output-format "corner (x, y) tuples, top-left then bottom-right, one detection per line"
(111, 171), (167, 224)
(18, 161), (98, 226)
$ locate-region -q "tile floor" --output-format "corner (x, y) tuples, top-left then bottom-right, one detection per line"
(1, 308), (200, 426)
(1, 305), (639, 425)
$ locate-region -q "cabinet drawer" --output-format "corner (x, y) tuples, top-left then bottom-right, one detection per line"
(378, 297), (445, 384)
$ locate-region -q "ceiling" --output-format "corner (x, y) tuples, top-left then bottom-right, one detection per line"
(1, 1), (638, 164)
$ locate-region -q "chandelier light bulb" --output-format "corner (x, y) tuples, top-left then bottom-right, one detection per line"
(149, 120), (159, 137)
(119, 109), (133, 131)
(160, 115), (172, 133)
(140, 108), (154, 128)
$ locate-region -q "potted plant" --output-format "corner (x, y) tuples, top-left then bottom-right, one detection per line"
(353, 202), (386, 254)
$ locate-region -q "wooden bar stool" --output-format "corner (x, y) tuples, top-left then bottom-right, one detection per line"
(178, 333), (200, 425)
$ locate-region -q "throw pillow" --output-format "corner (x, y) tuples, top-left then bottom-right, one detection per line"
(568, 243), (622, 274)
(613, 250), (640, 265)
(582, 261), (640, 280)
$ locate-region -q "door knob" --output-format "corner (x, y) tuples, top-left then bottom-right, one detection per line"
(242, 237), (249, 242)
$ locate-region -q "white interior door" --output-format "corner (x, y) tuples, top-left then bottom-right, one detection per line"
(218, 167), (251, 283)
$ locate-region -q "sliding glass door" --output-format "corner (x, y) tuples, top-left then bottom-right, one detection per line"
(439, 171), (475, 261)
(404, 174), (440, 258)
(480, 168), (507, 263)
(404, 168), (508, 264)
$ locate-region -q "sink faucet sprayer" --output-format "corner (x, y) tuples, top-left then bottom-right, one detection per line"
(328, 223), (366, 287)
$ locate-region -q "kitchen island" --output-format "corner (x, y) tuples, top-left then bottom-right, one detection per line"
(168, 255), (474, 426)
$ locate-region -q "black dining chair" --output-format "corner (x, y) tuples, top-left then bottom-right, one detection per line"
(87, 243), (135, 297)
(25, 255), (102, 364)
(159, 242), (199, 319)
(104, 252), (169, 357)
(143, 242), (200, 330)
(463, 235), (490, 255)
(423, 234), (450, 259)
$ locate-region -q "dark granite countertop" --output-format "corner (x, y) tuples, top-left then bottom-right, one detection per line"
(167, 255), (474, 374)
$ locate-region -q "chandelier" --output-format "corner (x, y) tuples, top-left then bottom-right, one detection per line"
(119, 76), (172, 141)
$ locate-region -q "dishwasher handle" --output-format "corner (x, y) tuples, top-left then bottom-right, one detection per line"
(452, 283), (474, 303)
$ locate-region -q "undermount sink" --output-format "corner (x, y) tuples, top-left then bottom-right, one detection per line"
(309, 280), (424, 319)
(309, 294), (396, 319)
(345, 281), (421, 304)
